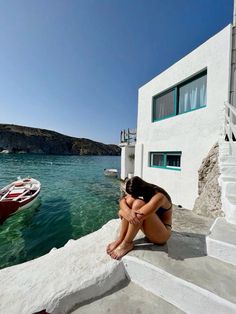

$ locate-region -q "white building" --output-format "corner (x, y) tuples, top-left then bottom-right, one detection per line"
(122, 24), (232, 210)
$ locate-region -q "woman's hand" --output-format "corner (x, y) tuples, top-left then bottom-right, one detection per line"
(134, 209), (145, 221)
(119, 208), (141, 225)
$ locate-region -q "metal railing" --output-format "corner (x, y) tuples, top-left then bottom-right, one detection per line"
(120, 128), (136, 145)
(225, 102), (236, 147)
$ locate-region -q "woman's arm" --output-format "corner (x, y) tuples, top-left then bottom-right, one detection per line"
(135, 193), (165, 219)
(118, 197), (141, 224)
(120, 196), (133, 211)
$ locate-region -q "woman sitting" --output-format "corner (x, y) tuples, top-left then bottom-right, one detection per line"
(106, 176), (172, 259)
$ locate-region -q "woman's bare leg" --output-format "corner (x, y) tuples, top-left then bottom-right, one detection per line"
(110, 200), (172, 259)
(106, 195), (135, 254)
(110, 222), (141, 259)
(110, 199), (145, 259)
(142, 213), (171, 244)
(106, 217), (129, 254)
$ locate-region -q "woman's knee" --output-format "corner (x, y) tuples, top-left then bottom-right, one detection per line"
(132, 199), (145, 210)
(125, 195), (136, 207)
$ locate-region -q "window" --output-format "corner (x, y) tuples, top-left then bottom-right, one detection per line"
(178, 74), (207, 113)
(152, 70), (207, 121)
(151, 153), (165, 167)
(150, 152), (181, 170)
(153, 89), (176, 121)
(166, 153), (181, 168)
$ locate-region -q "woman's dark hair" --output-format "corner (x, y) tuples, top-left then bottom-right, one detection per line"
(125, 176), (171, 203)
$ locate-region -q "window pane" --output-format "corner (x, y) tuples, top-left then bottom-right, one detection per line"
(153, 89), (175, 120)
(166, 154), (181, 167)
(152, 154), (164, 167)
(179, 74), (207, 113)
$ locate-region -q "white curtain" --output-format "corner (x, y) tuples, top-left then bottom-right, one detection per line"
(179, 74), (207, 113)
(152, 154), (164, 166)
(154, 90), (175, 120)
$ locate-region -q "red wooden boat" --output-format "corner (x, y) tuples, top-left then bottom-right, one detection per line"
(0, 177), (41, 224)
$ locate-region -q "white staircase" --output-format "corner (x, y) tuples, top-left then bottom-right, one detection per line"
(206, 102), (236, 266)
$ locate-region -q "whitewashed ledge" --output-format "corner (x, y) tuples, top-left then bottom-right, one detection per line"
(0, 219), (124, 314)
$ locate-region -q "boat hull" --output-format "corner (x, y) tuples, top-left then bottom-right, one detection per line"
(104, 168), (119, 177)
(18, 189), (40, 210)
(0, 177), (41, 224)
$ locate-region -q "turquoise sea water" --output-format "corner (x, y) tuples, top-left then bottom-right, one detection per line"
(0, 154), (121, 269)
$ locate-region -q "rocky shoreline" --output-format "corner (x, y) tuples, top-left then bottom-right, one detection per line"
(0, 124), (121, 156)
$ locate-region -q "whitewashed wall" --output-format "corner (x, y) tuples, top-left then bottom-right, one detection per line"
(135, 24), (232, 209)
(120, 145), (135, 180)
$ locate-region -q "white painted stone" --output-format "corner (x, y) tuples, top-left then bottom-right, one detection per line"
(231, 142), (236, 155)
(219, 164), (236, 177)
(218, 136), (236, 223)
(207, 217), (236, 266)
(135, 24), (232, 209)
(1, 215), (236, 314)
(219, 166), (236, 177)
(221, 182), (236, 223)
(220, 156), (236, 163)
(123, 255), (236, 314)
(218, 176), (236, 195)
(220, 161), (236, 168)
(0, 219), (125, 314)
(218, 141), (231, 155)
(222, 196), (236, 224)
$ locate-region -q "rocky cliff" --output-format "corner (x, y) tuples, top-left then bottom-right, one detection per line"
(193, 142), (223, 218)
(0, 124), (121, 155)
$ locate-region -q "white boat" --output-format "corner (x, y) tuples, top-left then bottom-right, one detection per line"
(104, 168), (119, 177)
(0, 149), (10, 154)
(0, 177), (41, 224)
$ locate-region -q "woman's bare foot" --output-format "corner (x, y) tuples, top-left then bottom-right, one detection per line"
(110, 241), (134, 260)
(106, 239), (123, 255)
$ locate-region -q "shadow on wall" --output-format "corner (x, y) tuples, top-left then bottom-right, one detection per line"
(133, 230), (207, 261)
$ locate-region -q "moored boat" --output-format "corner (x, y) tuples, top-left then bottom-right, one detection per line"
(104, 168), (119, 177)
(0, 177), (41, 224)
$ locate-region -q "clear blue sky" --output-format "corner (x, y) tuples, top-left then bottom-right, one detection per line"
(0, 0), (233, 144)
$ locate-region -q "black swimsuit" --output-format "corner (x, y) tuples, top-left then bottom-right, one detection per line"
(138, 196), (172, 229)
(156, 205), (172, 229)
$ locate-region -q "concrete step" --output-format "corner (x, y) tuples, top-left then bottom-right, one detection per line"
(219, 148), (231, 156)
(222, 198), (236, 224)
(206, 217), (236, 266)
(218, 175), (236, 188)
(219, 165), (236, 174)
(221, 182), (236, 223)
(231, 142), (236, 155)
(220, 156), (236, 164)
(72, 208), (235, 314)
(219, 176), (236, 203)
(72, 281), (184, 314)
(124, 255), (236, 314)
(219, 139), (236, 156)
(121, 209), (236, 314)
(223, 142), (236, 155)
(220, 166), (236, 177)
(124, 240), (236, 314)
(225, 181), (236, 196)
(218, 140), (230, 154)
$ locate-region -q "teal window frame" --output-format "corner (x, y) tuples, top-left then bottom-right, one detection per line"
(152, 88), (177, 122)
(152, 70), (207, 122)
(149, 151), (182, 171)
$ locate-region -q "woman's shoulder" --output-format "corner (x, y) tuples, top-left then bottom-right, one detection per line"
(153, 186), (172, 203)
(153, 186), (164, 196)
